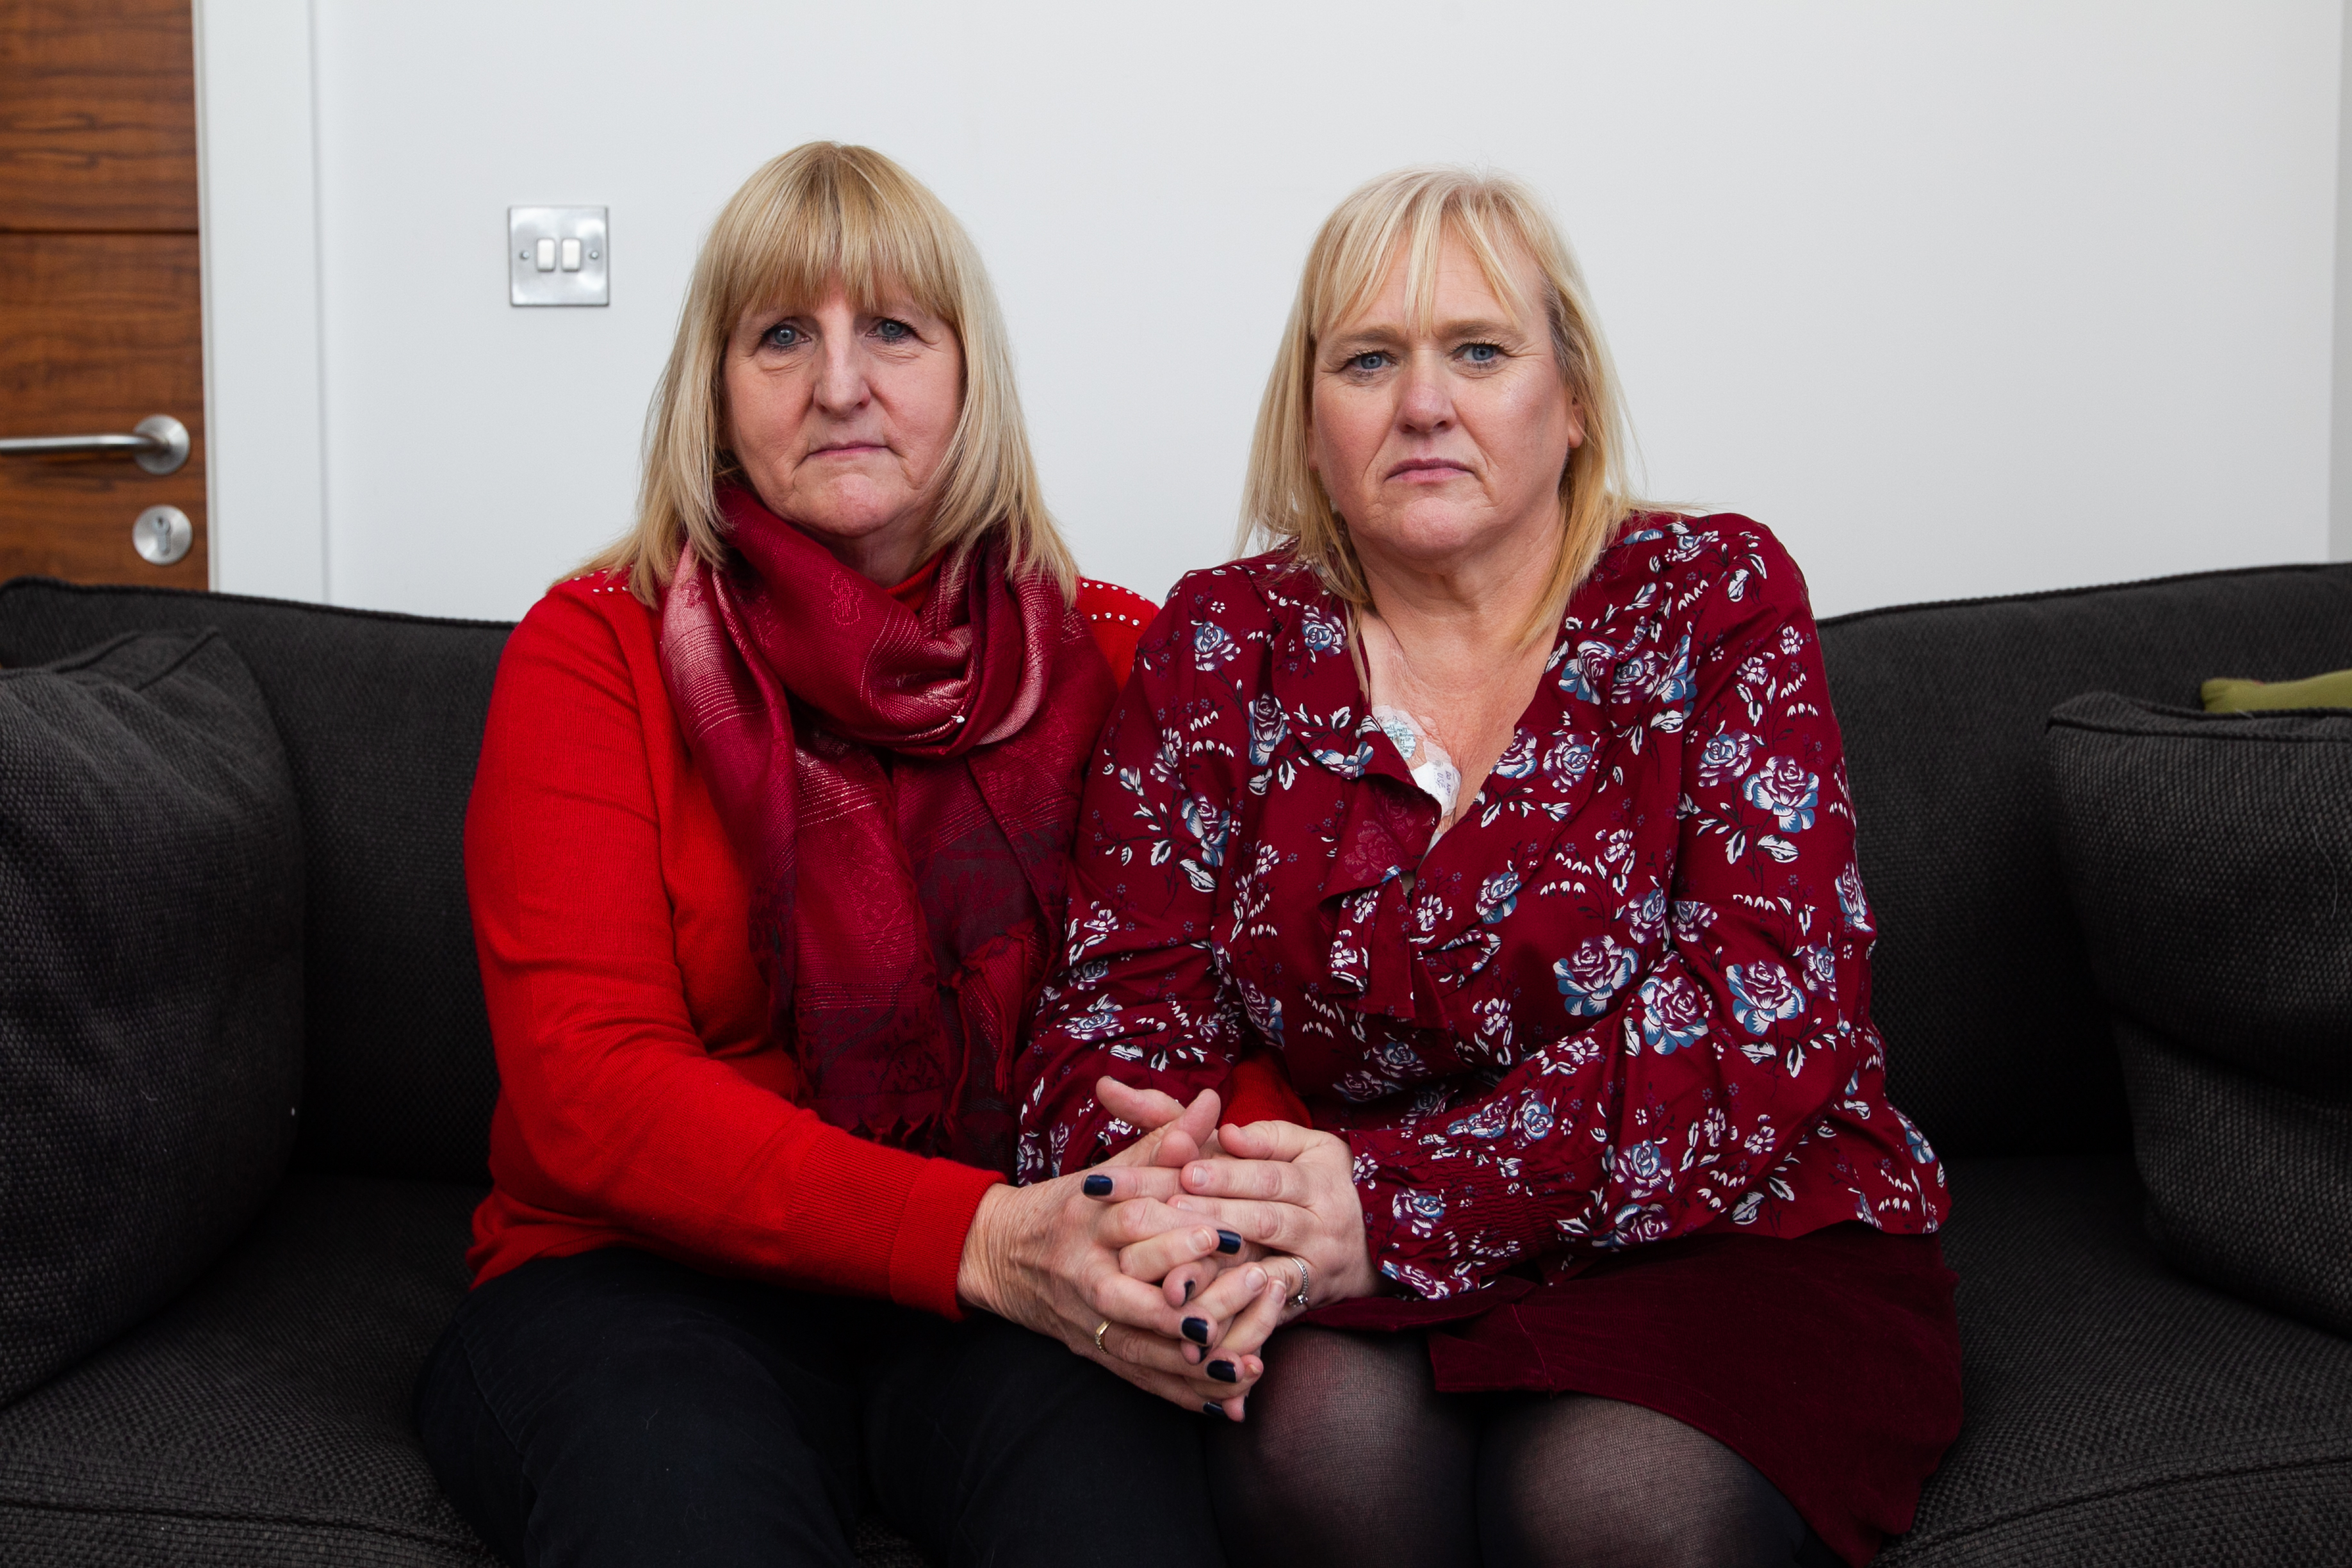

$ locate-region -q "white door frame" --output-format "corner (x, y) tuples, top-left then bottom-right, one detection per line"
(191, 0), (330, 601)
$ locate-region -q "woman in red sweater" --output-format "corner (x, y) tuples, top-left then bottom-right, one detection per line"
(414, 143), (1289, 1568)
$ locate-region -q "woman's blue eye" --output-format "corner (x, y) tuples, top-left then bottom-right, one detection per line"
(875, 319), (912, 342)
(765, 323), (803, 348)
(1350, 352), (1388, 373)
(1464, 342), (1500, 364)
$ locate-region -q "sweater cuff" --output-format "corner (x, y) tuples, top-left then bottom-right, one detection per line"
(886, 1157), (1004, 1319)
(1222, 1051), (1311, 1129)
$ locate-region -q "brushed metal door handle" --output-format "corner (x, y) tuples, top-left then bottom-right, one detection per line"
(0, 414), (190, 475)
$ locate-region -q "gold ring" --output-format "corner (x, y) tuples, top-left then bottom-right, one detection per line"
(1091, 1318), (1111, 1354)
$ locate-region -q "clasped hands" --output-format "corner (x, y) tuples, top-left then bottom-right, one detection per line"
(956, 1079), (1375, 1420)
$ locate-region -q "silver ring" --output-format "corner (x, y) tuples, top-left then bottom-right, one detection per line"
(1287, 1257), (1311, 1311)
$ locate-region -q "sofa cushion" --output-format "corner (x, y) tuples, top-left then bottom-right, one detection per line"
(0, 1173), (960, 1568)
(2044, 695), (2350, 1093)
(0, 631), (304, 1405)
(1817, 560), (2352, 1157)
(0, 1175), (496, 1567)
(1884, 1157), (2352, 1567)
(0, 578), (510, 1183)
(2202, 666), (2352, 711)
(2045, 693), (2352, 1335)
(2114, 1022), (2352, 1341)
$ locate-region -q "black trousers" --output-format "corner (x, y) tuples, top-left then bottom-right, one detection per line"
(414, 1246), (1225, 1568)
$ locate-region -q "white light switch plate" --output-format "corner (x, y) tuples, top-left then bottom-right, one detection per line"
(510, 207), (608, 306)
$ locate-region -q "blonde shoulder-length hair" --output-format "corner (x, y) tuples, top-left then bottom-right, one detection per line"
(1239, 167), (1642, 642)
(586, 142), (1076, 605)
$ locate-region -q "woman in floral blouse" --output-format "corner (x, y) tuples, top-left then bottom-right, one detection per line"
(1016, 168), (1961, 1567)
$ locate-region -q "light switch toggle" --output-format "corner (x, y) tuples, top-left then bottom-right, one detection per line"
(509, 207), (610, 307)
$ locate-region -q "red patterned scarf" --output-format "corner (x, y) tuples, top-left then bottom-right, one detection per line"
(658, 484), (1113, 1175)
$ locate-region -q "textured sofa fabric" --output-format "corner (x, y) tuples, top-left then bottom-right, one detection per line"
(2113, 1022), (2352, 1341)
(1815, 561), (2352, 1158)
(2045, 695), (2352, 1093)
(0, 1177), (494, 1567)
(0, 578), (510, 1185)
(0, 632), (304, 1404)
(3, 560), (2352, 1567)
(2045, 694), (2352, 1336)
(1886, 1158), (2352, 1567)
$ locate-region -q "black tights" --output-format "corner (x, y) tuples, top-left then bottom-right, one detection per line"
(1208, 1327), (1842, 1568)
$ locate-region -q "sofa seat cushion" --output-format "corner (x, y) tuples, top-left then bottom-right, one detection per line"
(0, 1173), (943, 1567)
(1884, 1157), (2352, 1566)
(0, 1175), (496, 1567)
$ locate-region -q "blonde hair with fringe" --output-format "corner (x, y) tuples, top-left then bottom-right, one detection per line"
(587, 143), (1075, 605)
(1239, 167), (1642, 643)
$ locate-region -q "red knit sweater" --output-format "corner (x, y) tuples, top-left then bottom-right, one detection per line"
(463, 566), (1305, 1316)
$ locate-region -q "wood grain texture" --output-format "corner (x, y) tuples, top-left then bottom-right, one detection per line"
(0, 0), (199, 233)
(0, 231), (206, 587)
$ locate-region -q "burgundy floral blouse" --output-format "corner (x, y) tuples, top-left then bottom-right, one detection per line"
(1015, 515), (1948, 1301)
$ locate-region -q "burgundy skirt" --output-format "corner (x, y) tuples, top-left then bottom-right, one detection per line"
(1303, 1225), (1961, 1567)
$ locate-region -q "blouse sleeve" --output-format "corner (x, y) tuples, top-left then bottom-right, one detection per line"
(1348, 541), (1886, 1298)
(1016, 603), (1253, 1179)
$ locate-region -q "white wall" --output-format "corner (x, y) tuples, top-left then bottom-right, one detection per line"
(213, 1), (2349, 620)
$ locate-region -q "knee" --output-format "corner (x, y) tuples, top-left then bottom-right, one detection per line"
(420, 1311), (758, 1512)
(412, 1316), (814, 1560)
(501, 1330), (859, 1567)
(422, 1264), (858, 1560)
(1212, 1328), (1388, 1477)
(1236, 1327), (1435, 1435)
(1510, 1485), (1797, 1568)
(1209, 1328), (1480, 1564)
(1481, 1398), (1808, 1568)
(537, 1330), (821, 1480)
(416, 1316), (528, 1559)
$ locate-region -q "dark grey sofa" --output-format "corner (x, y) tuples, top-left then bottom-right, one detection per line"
(1, 559), (2348, 1566)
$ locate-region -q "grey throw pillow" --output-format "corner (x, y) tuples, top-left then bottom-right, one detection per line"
(0, 630), (304, 1403)
(2046, 691), (2352, 1337)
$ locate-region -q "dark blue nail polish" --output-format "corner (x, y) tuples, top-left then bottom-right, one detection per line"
(1216, 1229), (1242, 1255)
(1183, 1279), (1195, 1303)
(1082, 1174), (1113, 1196)
(1182, 1317), (1209, 1345)
(1203, 1401), (1223, 1417)
(1207, 1359), (1239, 1384)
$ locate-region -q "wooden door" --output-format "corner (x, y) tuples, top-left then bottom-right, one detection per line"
(0, 0), (207, 589)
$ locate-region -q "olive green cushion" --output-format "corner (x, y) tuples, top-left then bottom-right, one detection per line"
(2201, 667), (2352, 712)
